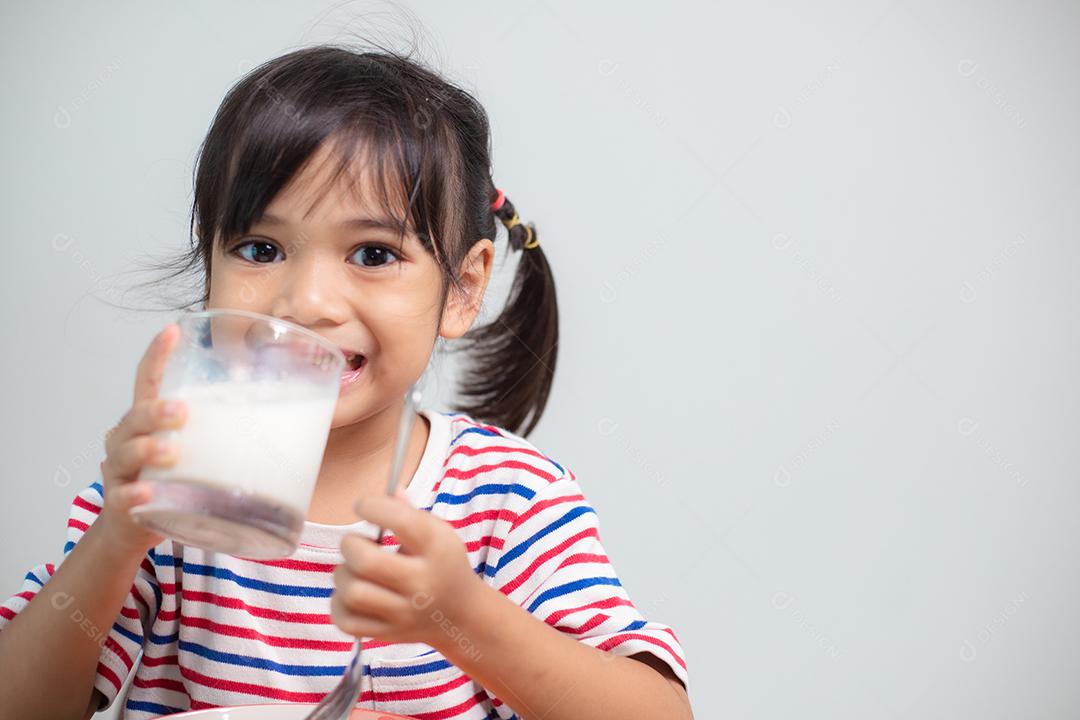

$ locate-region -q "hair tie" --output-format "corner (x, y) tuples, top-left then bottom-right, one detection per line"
(493, 191), (540, 251)
(522, 224), (539, 250)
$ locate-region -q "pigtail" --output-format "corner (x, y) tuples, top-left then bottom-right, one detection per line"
(454, 191), (558, 437)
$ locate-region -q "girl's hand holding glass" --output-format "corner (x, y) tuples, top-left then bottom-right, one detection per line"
(98, 324), (188, 555)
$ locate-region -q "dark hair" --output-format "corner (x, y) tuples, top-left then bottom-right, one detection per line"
(139, 43), (558, 436)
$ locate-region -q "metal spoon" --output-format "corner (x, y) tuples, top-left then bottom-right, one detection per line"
(303, 383), (423, 720)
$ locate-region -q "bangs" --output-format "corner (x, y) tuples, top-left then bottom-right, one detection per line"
(195, 47), (464, 269)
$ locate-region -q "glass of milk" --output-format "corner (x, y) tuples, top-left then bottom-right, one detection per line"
(131, 308), (345, 558)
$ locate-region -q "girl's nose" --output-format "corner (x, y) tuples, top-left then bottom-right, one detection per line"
(270, 255), (351, 328)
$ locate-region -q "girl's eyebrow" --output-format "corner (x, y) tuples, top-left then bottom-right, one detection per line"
(256, 211), (409, 234)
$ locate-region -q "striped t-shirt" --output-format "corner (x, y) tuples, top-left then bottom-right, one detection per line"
(1, 409), (688, 719)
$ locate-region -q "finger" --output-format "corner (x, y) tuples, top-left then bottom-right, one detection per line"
(329, 595), (394, 640)
(332, 566), (411, 618)
(340, 534), (420, 594)
(104, 436), (178, 483)
(104, 480), (154, 513)
(105, 398), (187, 458)
(353, 495), (435, 553)
(134, 324), (180, 404)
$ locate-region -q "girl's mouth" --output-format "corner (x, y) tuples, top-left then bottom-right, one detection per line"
(340, 353), (366, 387)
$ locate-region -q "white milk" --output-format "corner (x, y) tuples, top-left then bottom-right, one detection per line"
(140, 378), (337, 516)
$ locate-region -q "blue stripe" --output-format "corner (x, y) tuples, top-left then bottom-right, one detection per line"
(112, 622), (143, 645)
(434, 483), (535, 507)
(526, 577), (622, 613)
(492, 505), (595, 576)
(370, 657), (451, 677)
(451, 426), (499, 445)
(179, 640), (347, 676)
(621, 619), (647, 632)
(149, 631), (180, 645)
(151, 552), (183, 568)
(63, 541), (76, 555)
(178, 562), (332, 598)
(90, 481), (104, 495)
(546, 457), (565, 474)
(126, 700), (183, 714)
(23, 571), (44, 587)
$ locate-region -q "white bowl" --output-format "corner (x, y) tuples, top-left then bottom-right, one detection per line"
(164, 706), (413, 719)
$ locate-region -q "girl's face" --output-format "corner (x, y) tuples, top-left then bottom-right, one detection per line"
(206, 143), (493, 428)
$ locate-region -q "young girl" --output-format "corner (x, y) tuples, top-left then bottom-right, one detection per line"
(0, 45), (690, 719)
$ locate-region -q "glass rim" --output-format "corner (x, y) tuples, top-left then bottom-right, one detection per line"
(177, 307), (346, 364)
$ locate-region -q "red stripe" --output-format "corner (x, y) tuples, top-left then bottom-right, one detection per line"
(104, 634), (135, 671)
(553, 552), (610, 572)
(179, 589), (330, 624)
(544, 596), (633, 625)
(73, 495), (102, 515)
(95, 661), (123, 693)
(362, 638), (393, 650)
(373, 671), (471, 701)
(140, 653), (179, 668)
(180, 614), (351, 652)
(465, 535), (503, 552)
(510, 493), (586, 531)
(442, 443), (552, 468)
(447, 508), (519, 530)
(456, 417), (506, 435)
(67, 518), (90, 533)
(0, 607), (15, 621)
(179, 665), (327, 702)
(443, 460), (557, 485)
(238, 557), (338, 573)
(555, 611), (611, 635)
(498, 527), (599, 595)
(411, 690), (487, 720)
(132, 674), (190, 696)
(434, 442), (552, 496)
(130, 585), (150, 615)
(16, 591), (35, 602)
(189, 700), (220, 710)
(120, 606), (140, 620)
(596, 633), (687, 670)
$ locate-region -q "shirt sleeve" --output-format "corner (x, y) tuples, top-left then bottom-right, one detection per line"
(483, 473), (688, 715)
(0, 479), (161, 711)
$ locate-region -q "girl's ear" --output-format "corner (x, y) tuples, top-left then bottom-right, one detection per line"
(439, 238), (495, 340)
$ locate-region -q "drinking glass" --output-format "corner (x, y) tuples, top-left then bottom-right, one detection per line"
(130, 308), (345, 558)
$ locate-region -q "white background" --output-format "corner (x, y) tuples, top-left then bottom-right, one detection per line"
(2, 1), (1078, 717)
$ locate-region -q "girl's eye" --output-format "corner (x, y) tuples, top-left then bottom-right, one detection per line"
(350, 245), (400, 268)
(232, 240), (283, 264)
